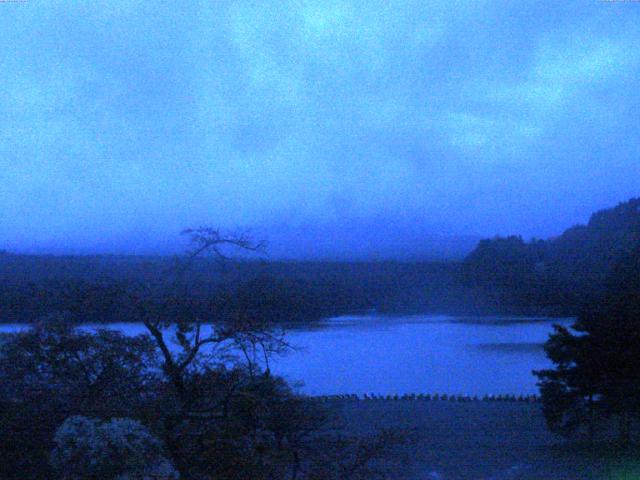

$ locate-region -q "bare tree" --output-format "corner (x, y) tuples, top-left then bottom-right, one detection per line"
(130, 229), (282, 390)
(118, 227), (408, 480)
(120, 228), (292, 475)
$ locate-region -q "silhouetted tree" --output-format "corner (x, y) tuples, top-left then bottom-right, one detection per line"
(463, 235), (536, 287)
(0, 228), (411, 480)
(0, 315), (158, 479)
(535, 245), (640, 443)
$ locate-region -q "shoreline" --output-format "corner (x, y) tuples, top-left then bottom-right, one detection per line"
(310, 393), (541, 402)
(331, 400), (636, 480)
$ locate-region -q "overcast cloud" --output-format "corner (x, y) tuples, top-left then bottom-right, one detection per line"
(1, 1), (639, 257)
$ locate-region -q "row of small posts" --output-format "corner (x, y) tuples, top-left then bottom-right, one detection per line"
(311, 393), (540, 402)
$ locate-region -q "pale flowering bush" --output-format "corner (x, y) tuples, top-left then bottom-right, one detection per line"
(51, 416), (178, 480)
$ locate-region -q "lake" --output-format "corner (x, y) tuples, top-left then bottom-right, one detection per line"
(0, 315), (572, 396)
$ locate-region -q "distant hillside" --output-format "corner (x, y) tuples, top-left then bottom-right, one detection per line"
(544, 198), (640, 293)
(0, 254), (472, 323)
(462, 198), (640, 311)
(3, 198), (638, 323)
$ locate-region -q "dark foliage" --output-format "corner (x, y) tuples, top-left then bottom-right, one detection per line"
(2, 198), (640, 322)
(0, 228), (409, 479)
(0, 319), (406, 479)
(0, 315), (158, 479)
(534, 244), (640, 443)
(0, 256), (473, 322)
(463, 197), (640, 313)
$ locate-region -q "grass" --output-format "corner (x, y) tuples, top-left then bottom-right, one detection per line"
(329, 399), (640, 479)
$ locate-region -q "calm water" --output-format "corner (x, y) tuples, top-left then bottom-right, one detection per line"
(0, 315), (572, 396)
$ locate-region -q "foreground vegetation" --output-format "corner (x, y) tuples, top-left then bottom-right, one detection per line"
(535, 242), (640, 444)
(0, 229), (409, 480)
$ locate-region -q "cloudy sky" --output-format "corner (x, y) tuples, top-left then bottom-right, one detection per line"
(1, 1), (639, 257)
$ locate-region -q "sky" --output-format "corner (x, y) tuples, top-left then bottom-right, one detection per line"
(1, 1), (639, 258)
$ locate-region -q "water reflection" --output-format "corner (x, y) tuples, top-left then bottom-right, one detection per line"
(273, 315), (573, 396)
(0, 315), (573, 396)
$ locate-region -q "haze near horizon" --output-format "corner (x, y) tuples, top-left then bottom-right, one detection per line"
(2, 1), (639, 258)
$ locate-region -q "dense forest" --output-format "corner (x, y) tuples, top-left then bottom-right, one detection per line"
(0, 253), (474, 323)
(462, 197), (640, 314)
(1, 198), (639, 323)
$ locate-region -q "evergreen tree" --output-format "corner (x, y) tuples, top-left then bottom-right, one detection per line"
(535, 245), (640, 443)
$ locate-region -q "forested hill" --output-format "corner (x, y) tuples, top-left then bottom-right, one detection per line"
(0, 254), (469, 323)
(462, 198), (640, 311)
(2, 198), (639, 323)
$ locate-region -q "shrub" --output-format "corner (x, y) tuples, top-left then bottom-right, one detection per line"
(51, 416), (178, 480)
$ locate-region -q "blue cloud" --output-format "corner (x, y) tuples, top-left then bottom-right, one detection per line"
(1, 1), (639, 255)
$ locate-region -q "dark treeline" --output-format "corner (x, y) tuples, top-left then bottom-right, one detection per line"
(461, 198), (640, 315)
(2, 197), (640, 323)
(0, 255), (475, 323)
